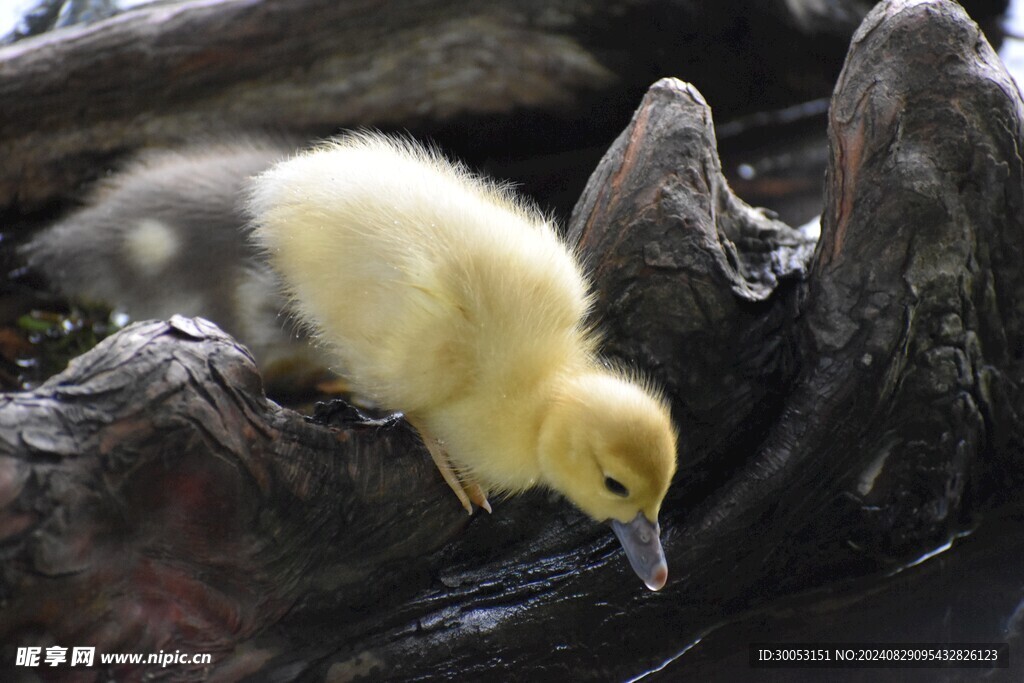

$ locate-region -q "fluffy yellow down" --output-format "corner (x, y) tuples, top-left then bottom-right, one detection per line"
(249, 132), (677, 589)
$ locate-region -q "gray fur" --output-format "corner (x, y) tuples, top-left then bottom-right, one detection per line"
(21, 138), (315, 373)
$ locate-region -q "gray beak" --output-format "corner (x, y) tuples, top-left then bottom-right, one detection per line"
(609, 512), (668, 591)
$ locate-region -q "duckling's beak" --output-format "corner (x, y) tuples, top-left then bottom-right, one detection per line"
(609, 512), (668, 591)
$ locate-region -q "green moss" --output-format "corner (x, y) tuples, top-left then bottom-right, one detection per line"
(8, 305), (124, 390)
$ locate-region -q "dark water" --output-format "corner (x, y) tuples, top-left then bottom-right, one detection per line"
(637, 515), (1024, 681)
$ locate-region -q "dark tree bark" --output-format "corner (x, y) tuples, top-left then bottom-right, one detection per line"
(6, 0), (968, 217)
(567, 78), (815, 477)
(0, 318), (470, 654)
(568, 0), (1024, 633)
(2, 0), (1024, 680)
(0, 0), (618, 212)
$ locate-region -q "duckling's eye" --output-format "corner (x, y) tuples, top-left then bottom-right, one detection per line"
(604, 476), (629, 497)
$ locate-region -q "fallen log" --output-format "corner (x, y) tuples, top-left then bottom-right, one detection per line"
(13, 0), (1012, 217)
(0, 0), (615, 212)
(2, 0), (1023, 680)
(0, 318), (471, 664)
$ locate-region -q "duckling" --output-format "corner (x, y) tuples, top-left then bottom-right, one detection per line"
(20, 139), (329, 387)
(248, 132), (678, 590)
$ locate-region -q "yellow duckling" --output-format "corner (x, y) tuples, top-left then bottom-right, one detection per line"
(248, 133), (678, 590)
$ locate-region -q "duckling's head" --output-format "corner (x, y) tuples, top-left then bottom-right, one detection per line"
(538, 371), (677, 590)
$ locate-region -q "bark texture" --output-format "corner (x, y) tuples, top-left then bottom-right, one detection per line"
(0, 0), (614, 211)
(567, 78), (814, 478)
(2, 0), (1024, 680)
(0, 0), (919, 216)
(0, 319), (471, 667)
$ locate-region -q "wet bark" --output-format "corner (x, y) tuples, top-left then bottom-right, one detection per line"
(2, 0), (1024, 680)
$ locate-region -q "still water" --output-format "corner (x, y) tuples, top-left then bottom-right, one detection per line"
(640, 516), (1024, 681)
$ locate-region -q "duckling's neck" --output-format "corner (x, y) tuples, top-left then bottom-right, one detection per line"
(418, 359), (588, 496)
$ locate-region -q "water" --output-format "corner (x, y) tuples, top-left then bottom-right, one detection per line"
(638, 515), (1024, 681)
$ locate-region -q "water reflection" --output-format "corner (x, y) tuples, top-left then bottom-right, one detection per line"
(640, 515), (1024, 681)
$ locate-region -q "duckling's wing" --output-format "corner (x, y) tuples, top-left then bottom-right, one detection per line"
(250, 183), (477, 410)
(248, 132), (592, 411)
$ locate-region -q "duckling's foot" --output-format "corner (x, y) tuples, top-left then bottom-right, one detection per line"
(423, 437), (489, 515)
(466, 482), (492, 514)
